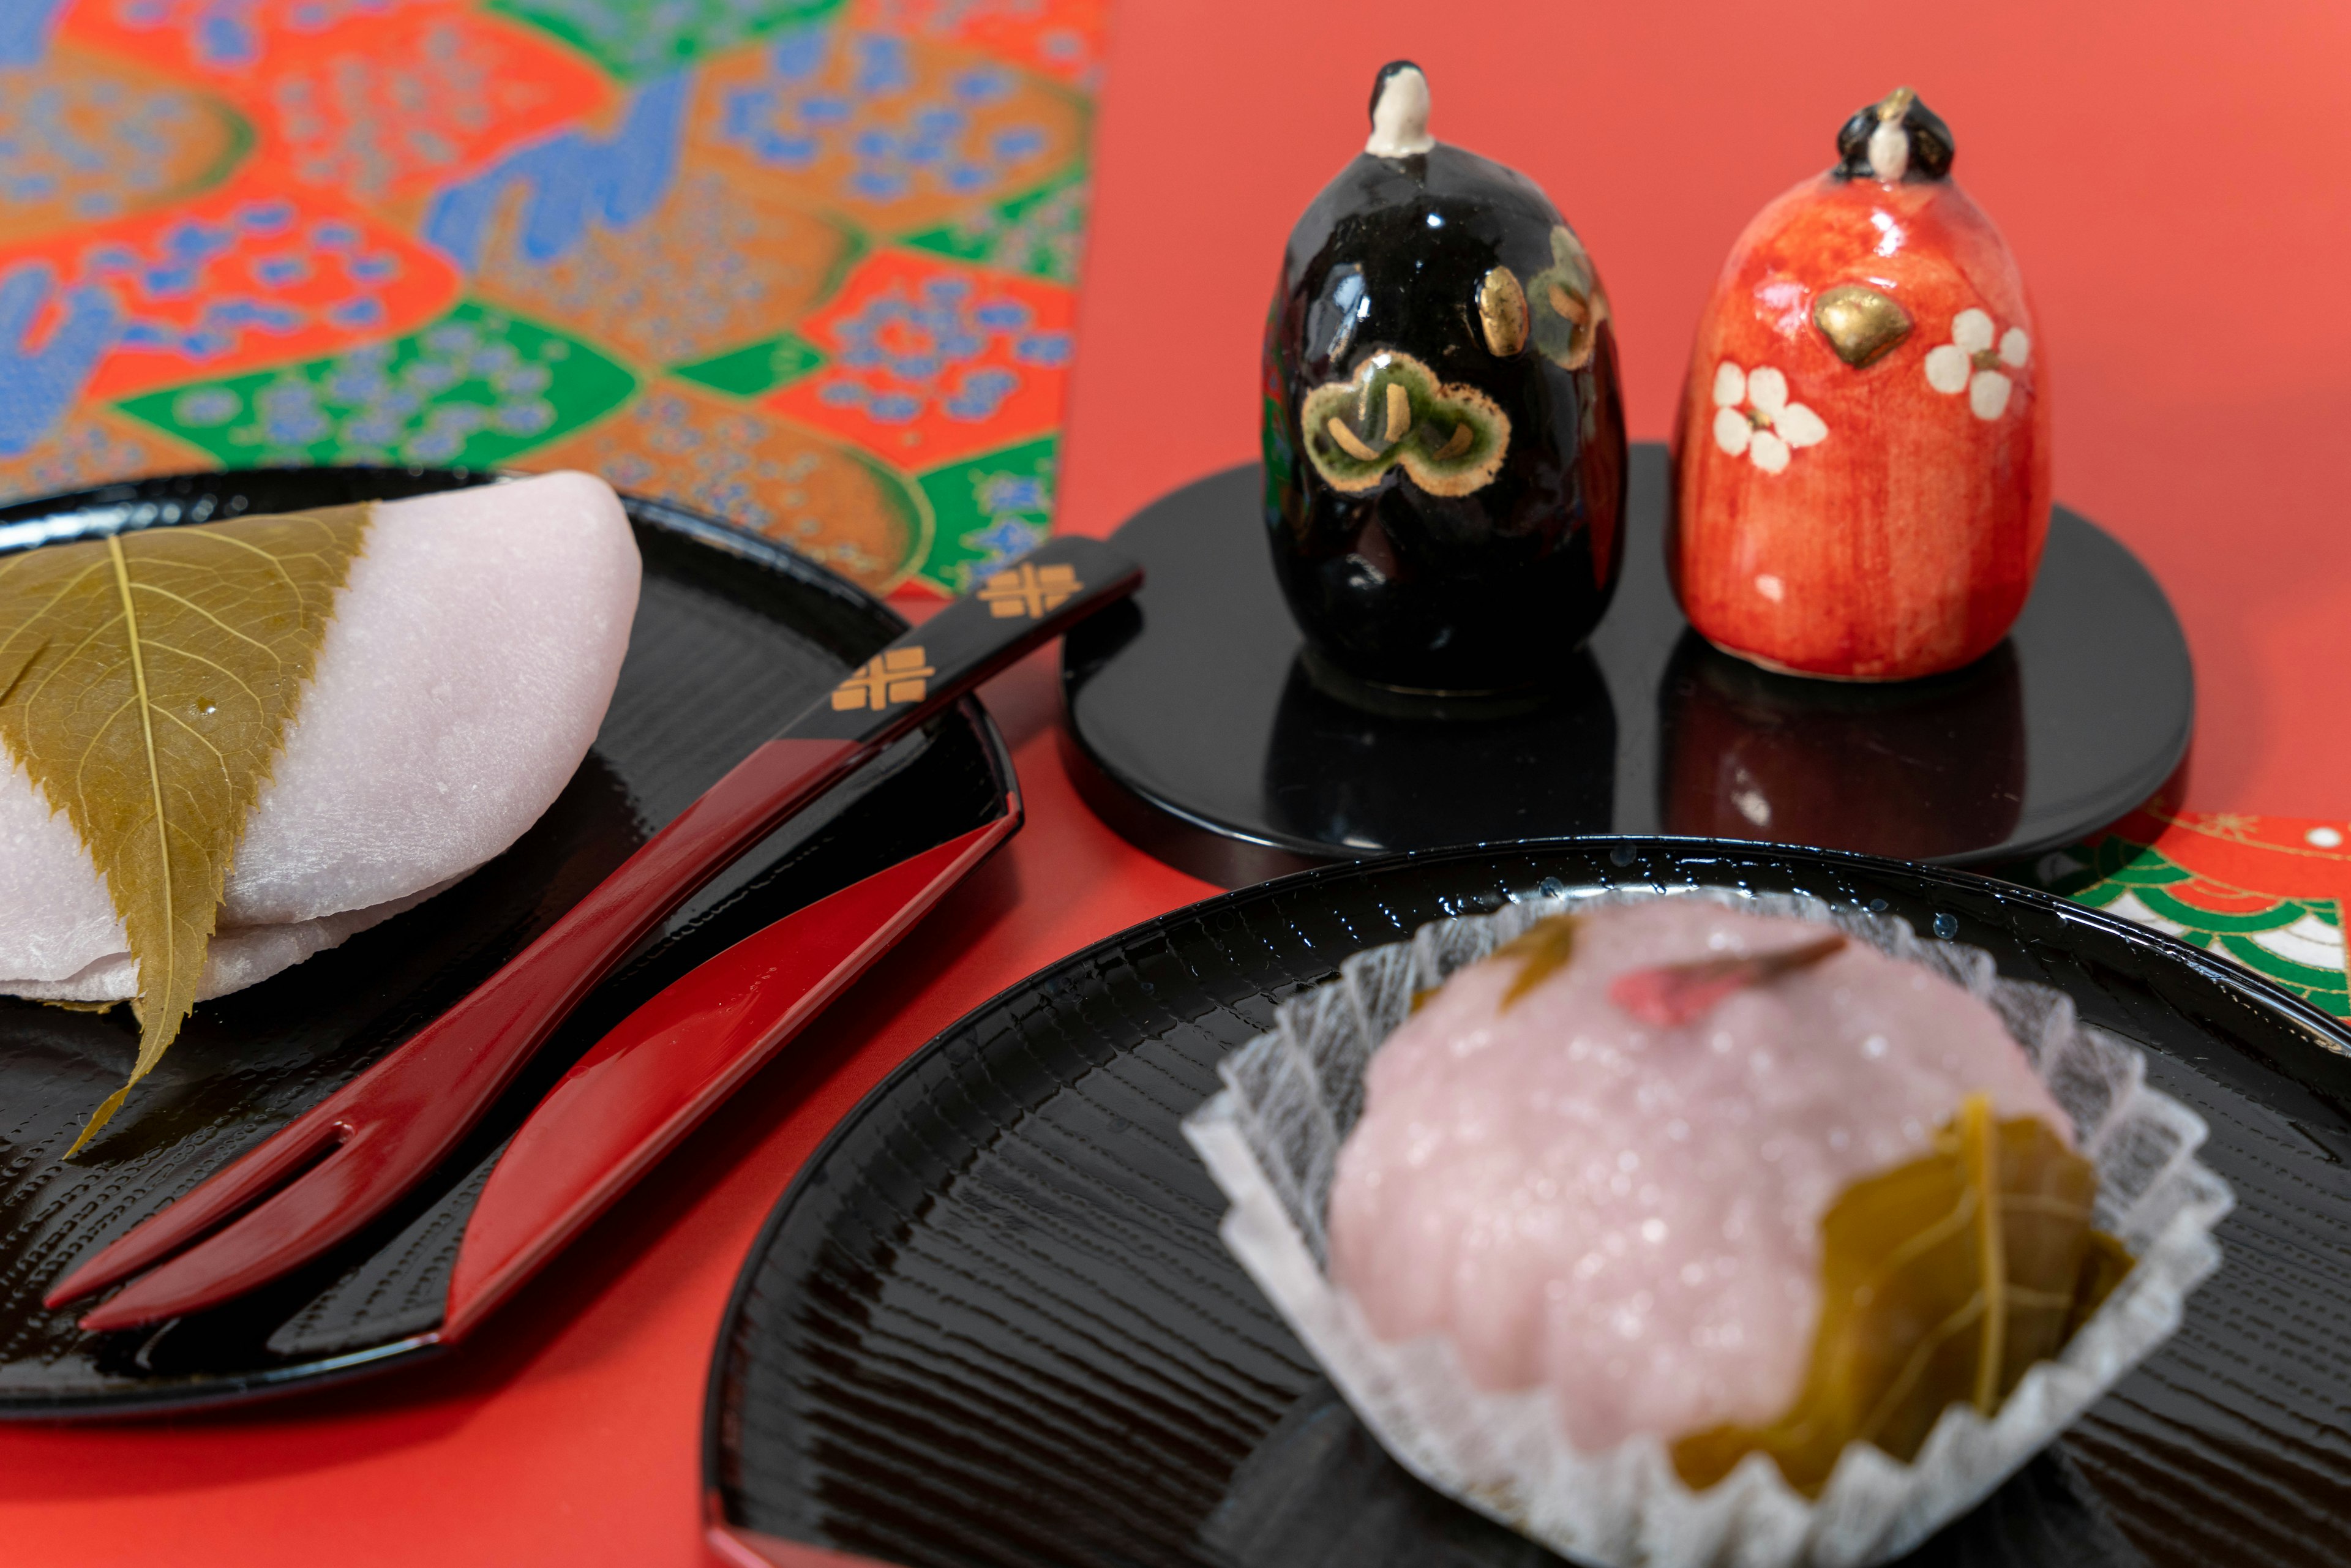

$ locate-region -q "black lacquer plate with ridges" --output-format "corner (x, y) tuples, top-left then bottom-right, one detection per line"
(0, 467), (1016, 1417)
(707, 840), (2351, 1568)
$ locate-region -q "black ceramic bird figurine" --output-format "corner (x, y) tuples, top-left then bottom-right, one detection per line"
(1261, 61), (1626, 695)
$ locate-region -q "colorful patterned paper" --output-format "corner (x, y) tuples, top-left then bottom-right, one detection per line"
(1999, 798), (2351, 1026)
(0, 0), (1108, 595)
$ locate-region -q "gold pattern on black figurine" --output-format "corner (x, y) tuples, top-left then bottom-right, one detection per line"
(1260, 60), (1626, 693)
(1529, 227), (1610, 373)
(1478, 265), (1529, 357)
(1299, 350), (1510, 498)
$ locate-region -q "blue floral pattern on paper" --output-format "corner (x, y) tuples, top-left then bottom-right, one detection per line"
(719, 28), (1052, 207)
(812, 274), (1065, 425)
(423, 75), (687, 271)
(0, 263), (120, 456)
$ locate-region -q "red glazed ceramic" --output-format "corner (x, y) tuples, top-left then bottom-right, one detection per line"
(1669, 89), (2050, 681)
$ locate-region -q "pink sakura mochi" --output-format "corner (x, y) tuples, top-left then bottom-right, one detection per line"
(1326, 897), (2067, 1453)
(0, 471), (640, 1003)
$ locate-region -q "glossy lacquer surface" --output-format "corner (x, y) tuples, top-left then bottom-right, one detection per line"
(1063, 447), (2190, 887)
(50, 536), (1132, 1334)
(0, 467), (1016, 1416)
(707, 839), (2351, 1567)
(441, 816), (1016, 1343)
(1672, 91), (2051, 680)
(1261, 64), (1626, 693)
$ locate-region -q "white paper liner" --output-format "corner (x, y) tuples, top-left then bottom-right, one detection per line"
(1183, 885), (2234, 1568)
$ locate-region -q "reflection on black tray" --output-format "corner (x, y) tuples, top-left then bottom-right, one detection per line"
(1262, 648), (1614, 854)
(1659, 632), (2025, 859)
(0, 469), (1014, 1416)
(709, 839), (2351, 1568)
(1062, 446), (2194, 887)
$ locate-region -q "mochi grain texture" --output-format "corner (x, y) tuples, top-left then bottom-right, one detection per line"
(0, 471), (641, 997)
(1324, 898), (2069, 1455)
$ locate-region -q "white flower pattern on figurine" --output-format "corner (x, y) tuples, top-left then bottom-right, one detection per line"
(1711, 362), (1827, 474)
(1924, 308), (2030, 419)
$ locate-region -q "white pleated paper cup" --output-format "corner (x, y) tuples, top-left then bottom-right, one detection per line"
(1182, 887), (2233, 1568)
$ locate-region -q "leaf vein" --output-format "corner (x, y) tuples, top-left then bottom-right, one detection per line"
(126, 582), (290, 666)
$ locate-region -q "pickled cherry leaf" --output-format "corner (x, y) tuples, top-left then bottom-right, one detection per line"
(1407, 916), (1581, 1015)
(1496, 913), (1580, 1008)
(0, 636), (37, 707)
(2064, 1228), (2135, 1343)
(0, 506), (372, 1154)
(1670, 1096), (2129, 1496)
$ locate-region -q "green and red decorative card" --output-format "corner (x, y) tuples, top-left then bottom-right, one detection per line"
(2000, 797), (2351, 1018)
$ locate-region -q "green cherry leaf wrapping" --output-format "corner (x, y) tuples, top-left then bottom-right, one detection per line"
(1301, 350), (1510, 498)
(1493, 912), (1580, 1010)
(0, 506), (372, 1155)
(1670, 1095), (2130, 1497)
(1529, 225), (1611, 372)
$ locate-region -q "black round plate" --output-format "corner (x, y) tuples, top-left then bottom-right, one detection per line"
(0, 466), (1016, 1418)
(1062, 446), (2194, 886)
(707, 839), (2350, 1568)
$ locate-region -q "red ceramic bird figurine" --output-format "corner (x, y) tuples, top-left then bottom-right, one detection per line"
(1669, 88), (2050, 681)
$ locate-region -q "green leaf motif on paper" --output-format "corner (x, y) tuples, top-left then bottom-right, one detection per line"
(2080, 877), (2350, 1016)
(671, 333), (827, 399)
(487, 0), (849, 80)
(915, 435), (1057, 593)
(903, 174), (1090, 285)
(114, 303), (636, 471)
(2009, 835), (2184, 900)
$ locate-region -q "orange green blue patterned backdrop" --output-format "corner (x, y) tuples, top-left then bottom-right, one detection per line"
(0, 0), (1106, 596)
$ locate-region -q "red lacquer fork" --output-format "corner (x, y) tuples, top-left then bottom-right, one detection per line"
(48, 536), (1138, 1332)
(433, 808), (1019, 1344)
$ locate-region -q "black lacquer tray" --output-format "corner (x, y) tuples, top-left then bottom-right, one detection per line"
(707, 840), (2351, 1568)
(0, 466), (1016, 1417)
(1063, 446), (2194, 886)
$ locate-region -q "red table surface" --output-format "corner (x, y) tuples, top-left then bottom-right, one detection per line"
(6, 2), (2347, 1562)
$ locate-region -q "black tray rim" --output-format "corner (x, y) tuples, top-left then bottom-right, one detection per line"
(700, 830), (2351, 1550)
(0, 463), (1021, 1422)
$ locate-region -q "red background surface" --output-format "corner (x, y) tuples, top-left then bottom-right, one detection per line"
(5, 2), (2347, 1562)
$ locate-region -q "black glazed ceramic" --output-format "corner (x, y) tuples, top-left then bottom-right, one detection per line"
(1262, 62), (1627, 693)
(1834, 89), (1955, 181)
(1062, 446), (2192, 887)
(0, 466), (1015, 1417)
(706, 839), (2351, 1567)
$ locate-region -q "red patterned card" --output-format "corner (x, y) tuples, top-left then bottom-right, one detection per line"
(1999, 795), (2351, 1018)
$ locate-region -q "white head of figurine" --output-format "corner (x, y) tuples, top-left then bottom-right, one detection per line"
(1365, 60), (1434, 159)
(1867, 85), (1917, 180)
